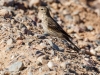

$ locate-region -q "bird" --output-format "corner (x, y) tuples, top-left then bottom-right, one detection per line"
(38, 6), (80, 52)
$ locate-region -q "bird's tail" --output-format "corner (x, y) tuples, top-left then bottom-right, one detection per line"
(63, 35), (80, 52)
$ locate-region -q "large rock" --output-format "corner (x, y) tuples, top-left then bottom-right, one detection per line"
(8, 61), (24, 72)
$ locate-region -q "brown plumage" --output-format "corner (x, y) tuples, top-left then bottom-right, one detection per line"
(38, 6), (80, 52)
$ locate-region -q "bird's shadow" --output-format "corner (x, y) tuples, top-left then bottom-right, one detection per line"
(52, 42), (64, 52)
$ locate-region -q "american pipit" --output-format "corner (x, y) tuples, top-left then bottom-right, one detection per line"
(38, 6), (80, 52)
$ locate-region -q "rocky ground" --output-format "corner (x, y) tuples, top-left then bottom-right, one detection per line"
(0, 0), (100, 75)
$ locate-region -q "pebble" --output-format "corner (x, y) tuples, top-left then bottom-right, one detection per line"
(51, 3), (58, 9)
(73, 26), (80, 33)
(16, 32), (23, 40)
(58, 47), (64, 52)
(27, 67), (33, 75)
(16, 40), (24, 45)
(52, 56), (60, 61)
(74, 34), (81, 39)
(37, 55), (48, 64)
(35, 50), (44, 57)
(86, 25), (94, 31)
(19, 23), (27, 29)
(29, 0), (40, 7)
(95, 40), (100, 45)
(37, 34), (46, 39)
(3, 0), (14, 6)
(67, 29), (74, 33)
(0, 39), (6, 44)
(40, 65), (50, 72)
(21, 27), (27, 34)
(79, 25), (87, 32)
(37, 56), (44, 63)
(50, 50), (55, 56)
(95, 46), (100, 52)
(7, 38), (14, 45)
(8, 61), (24, 72)
(2, 23), (12, 29)
(65, 14), (73, 21)
(90, 49), (96, 56)
(33, 43), (46, 50)
(0, 9), (10, 17)
(78, 41), (88, 47)
(46, 39), (59, 51)
(47, 61), (54, 69)
(62, 9), (70, 15)
(6, 45), (14, 51)
(60, 61), (71, 69)
(39, 43), (46, 48)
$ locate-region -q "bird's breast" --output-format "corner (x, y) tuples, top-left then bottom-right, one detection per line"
(41, 21), (49, 32)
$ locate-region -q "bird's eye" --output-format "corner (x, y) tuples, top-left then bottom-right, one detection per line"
(41, 9), (43, 10)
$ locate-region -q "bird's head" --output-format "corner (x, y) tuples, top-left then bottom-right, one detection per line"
(38, 6), (50, 15)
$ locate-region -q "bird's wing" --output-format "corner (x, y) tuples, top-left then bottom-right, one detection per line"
(47, 17), (73, 39)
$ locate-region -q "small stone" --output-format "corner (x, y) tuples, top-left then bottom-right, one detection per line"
(2, 23), (12, 29)
(95, 40), (100, 45)
(27, 67), (33, 75)
(59, 47), (64, 52)
(57, 20), (62, 25)
(19, 23), (27, 29)
(46, 39), (59, 51)
(33, 43), (46, 50)
(65, 14), (73, 21)
(78, 41), (88, 48)
(35, 50), (44, 57)
(29, 0), (40, 7)
(72, 10), (80, 15)
(97, 56), (100, 61)
(62, 9), (70, 15)
(90, 49), (96, 56)
(16, 40), (24, 45)
(95, 46), (100, 52)
(10, 71), (20, 75)
(47, 61), (54, 69)
(50, 50), (55, 56)
(91, 56), (97, 61)
(37, 55), (48, 64)
(86, 25), (94, 31)
(53, 56), (60, 61)
(7, 38), (14, 45)
(79, 25), (87, 32)
(0, 39), (6, 44)
(37, 34), (46, 39)
(6, 45), (14, 51)
(16, 32), (23, 40)
(8, 61), (24, 72)
(74, 34), (81, 39)
(40, 65), (49, 72)
(73, 26), (80, 33)
(51, 3), (58, 9)
(67, 29), (74, 33)
(37, 56), (44, 63)
(0, 9), (10, 17)
(60, 61), (70, 69)
(98, 66), (100, 72)
(21, 27), (27, 34)
(3, 0), (14, 6)
(39, 43), (46, 48)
